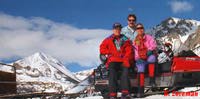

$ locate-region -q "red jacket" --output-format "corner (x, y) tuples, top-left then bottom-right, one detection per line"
(100, 34), (134, 68)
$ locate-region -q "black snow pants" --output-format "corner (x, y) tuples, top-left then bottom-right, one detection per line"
(108, 62), (130, 95)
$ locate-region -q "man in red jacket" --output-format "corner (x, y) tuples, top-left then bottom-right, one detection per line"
(99, 23), (133, 99)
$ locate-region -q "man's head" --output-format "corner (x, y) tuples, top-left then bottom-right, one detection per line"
(127, 14), (137, 28)
(112, 22), (122, 36)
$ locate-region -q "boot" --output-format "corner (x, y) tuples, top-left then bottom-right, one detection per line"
(121, 90), (131, 99)
(149, 77), (156, 87)
(137, 73), (145, 98)
(137, 86), (144, 98)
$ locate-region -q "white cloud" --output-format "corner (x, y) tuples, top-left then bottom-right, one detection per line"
(169, 1), (193, 14)
(128, 7), (133, 12)
(0, 13), (111, 67)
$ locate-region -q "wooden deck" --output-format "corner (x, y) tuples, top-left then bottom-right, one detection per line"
(0, 70), (17, 95)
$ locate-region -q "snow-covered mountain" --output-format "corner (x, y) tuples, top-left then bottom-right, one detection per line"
(0, 52), (95, 95)
(13, 52), (80, 93)
(148, 17), (200, 56)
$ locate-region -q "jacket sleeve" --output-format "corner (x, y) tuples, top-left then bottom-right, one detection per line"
(121, 27), (126, 35)
(123, 40), (134, 67)
(100, 39), (110, 55)
(147, 35), (157, 51)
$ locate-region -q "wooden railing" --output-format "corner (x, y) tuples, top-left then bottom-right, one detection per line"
(0, 63), (17, 95)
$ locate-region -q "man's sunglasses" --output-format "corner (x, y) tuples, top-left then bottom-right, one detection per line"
(136, 27), (144, 30)
(128, 19), (135, 22)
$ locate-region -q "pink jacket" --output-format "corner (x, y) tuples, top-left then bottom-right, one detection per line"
(133, 34), (157, 60)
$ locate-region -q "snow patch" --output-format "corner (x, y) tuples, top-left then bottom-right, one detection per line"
(0, 64), (13, 73)
(179, 34), (190, 43)
(171, 17), (180, 23)
(65, 76), (90, 94)
(74, 69), (94, 81)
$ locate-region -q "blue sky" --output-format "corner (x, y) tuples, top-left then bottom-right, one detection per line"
(0, 0), (200, 72)
(1, 0), (199, 29)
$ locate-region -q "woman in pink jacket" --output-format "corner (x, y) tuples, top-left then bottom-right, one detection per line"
(133, 23), (157, 97)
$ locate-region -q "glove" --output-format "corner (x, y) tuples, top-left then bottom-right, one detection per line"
(136, 63), (145, 73)
(147, 50), (153, 56)
(136, 59), (146, 65)
(99, 54), (107, 64)
(136, 59), (147, 73)
(147, 55), (156, 63)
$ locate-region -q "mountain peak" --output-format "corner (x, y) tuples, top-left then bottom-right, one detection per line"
(15, 52), (80, 83)
(25, 52), (65, 68)
(33, 52), (46, 57)
(168, 17), (180, 23)
(164, 17), (200, 26)
(161, 17), (180, 26)
(31, 52), (56, 62)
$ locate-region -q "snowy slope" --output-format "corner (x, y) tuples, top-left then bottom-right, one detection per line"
(65, 76), (90, 94)
(64, 69), (95, 94)
(76, 87), (200, 99)
(76, 96), (103, 99)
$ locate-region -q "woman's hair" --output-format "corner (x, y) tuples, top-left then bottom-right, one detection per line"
(136, 23), (144, 29)
(135, 23), (145, 46)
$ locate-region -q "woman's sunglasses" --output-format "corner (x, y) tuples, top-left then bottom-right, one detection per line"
(136, 27), (144, 30)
